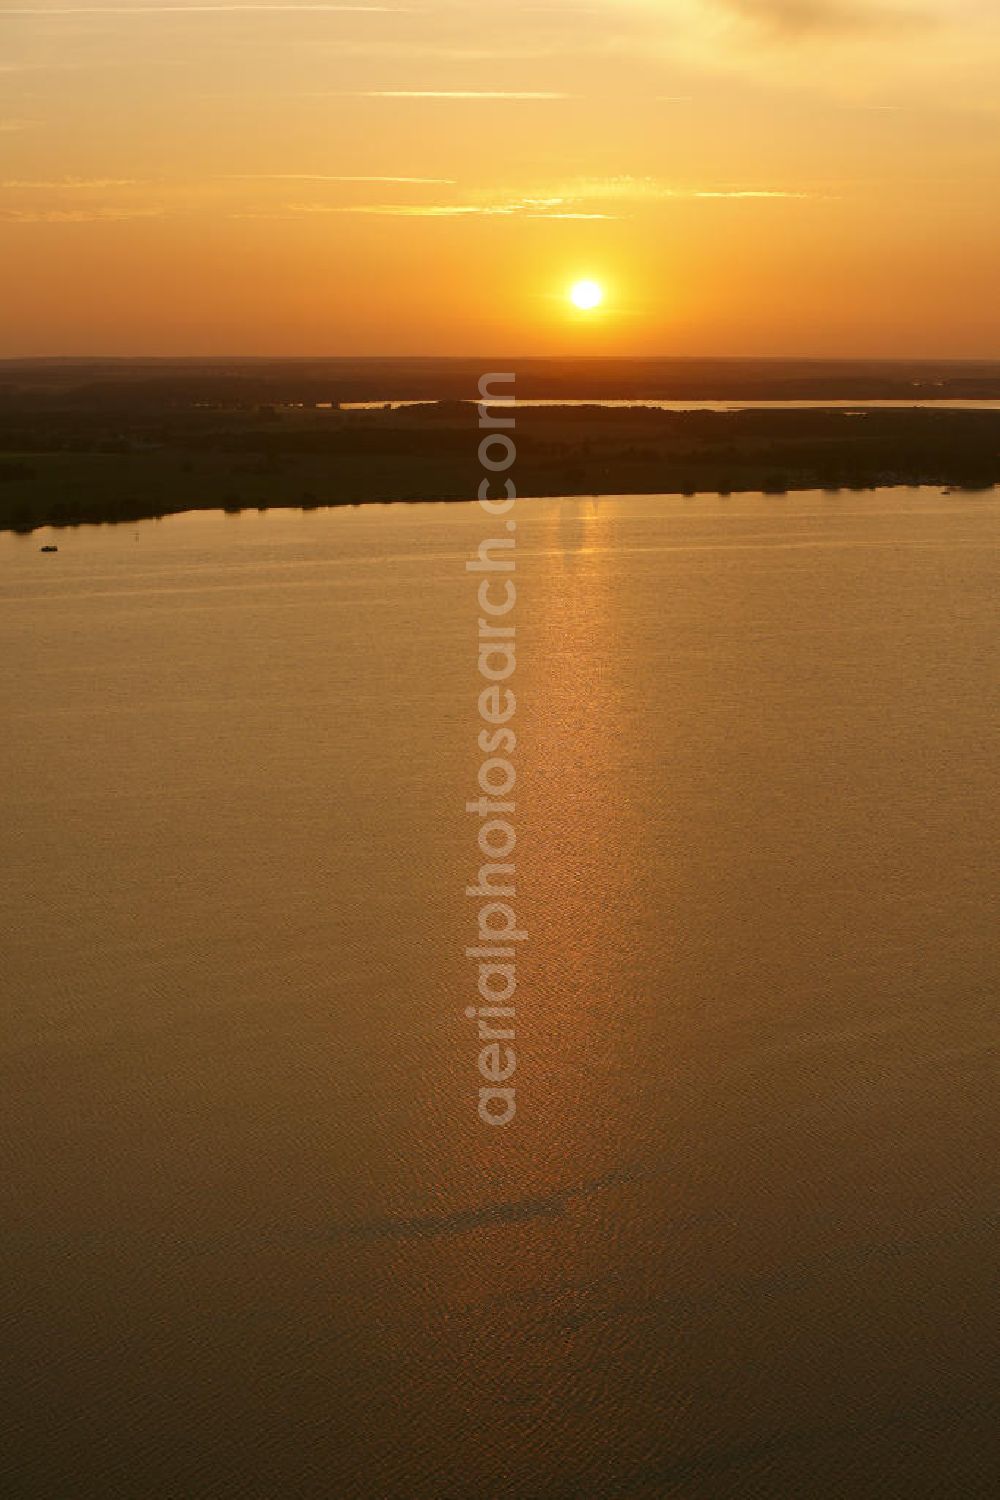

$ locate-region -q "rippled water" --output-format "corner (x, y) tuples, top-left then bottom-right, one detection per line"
(2, 492), (998, 1498)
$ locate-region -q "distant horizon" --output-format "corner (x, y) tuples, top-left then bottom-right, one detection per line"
(4, 352), (1000, 366)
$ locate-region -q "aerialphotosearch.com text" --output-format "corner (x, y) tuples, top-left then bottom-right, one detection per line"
(464, 372), (523, 1128)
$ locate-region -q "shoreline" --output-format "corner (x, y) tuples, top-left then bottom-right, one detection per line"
(6, 479), (997, 539)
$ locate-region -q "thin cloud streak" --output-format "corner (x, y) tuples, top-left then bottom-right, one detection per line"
(287, 196), (616, 218)
(354, 90), (572, 100)
(1, 177), (140, 187)
(226, 173), (457, 183)
(211, 175), (823, 219)
(0, 5), (406, 16)
(685, 189), (816, 198)
(555, 175), (824, 203)
(1, 206), (163, 221)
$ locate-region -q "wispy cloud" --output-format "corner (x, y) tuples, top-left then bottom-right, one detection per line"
(351, 90), (572, 100)
(620, 0), (956, 105)
(556, 174), (823, 202)
(300, 44), (565, 64)
(0, 176), (140, 187)
(715, 0), (927, 34)
(0, 206), (163, 221)
(0, 119), (34, 131)
(286, 195), (617, 218)
(225, 174), (818, 223)
(683, 188), (815, 198)
(225, 173), (457, 184)
(1, 6), (406, 14)
(0, 171), (823, 224)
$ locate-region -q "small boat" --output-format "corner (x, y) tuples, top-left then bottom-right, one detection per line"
(40, 544), (58, 553)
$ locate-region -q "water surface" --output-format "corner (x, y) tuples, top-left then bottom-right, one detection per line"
(340, 398), (1000, 412)
(2, 492), (998, 1498)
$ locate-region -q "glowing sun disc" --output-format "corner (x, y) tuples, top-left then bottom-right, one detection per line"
(570, 279), (603, 310)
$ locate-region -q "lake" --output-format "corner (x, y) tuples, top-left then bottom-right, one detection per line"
(2, 491), (998, 1498)
(340, 398), (1000, 412)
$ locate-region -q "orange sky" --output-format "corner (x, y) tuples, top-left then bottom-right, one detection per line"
(1, 0), (999, 356)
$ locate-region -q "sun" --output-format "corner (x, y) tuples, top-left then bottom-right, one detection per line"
(569, 279), (603, 311)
